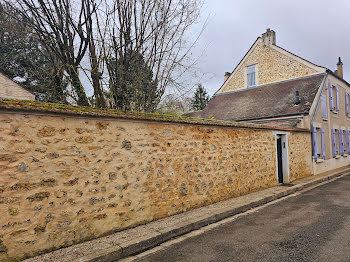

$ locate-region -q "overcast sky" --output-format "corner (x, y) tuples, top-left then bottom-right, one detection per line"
(195, 0), (350, 96)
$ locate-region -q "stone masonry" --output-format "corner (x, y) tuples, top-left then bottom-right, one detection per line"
(219, 39), (318, 93)
(0, 108), (312, 261)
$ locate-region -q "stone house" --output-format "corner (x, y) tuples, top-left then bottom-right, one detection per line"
(0, 72), (35, 100)
(189, 29), (350, 176)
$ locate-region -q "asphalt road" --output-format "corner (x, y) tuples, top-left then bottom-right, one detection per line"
(138, 175), (350, 262)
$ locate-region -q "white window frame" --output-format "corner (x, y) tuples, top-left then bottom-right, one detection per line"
(246, 64), (256, 88)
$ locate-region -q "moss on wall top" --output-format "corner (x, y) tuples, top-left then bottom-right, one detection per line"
(0, 99), (308, 132)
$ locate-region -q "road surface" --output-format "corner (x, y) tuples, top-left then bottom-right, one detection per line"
(137, 175), (350, 262)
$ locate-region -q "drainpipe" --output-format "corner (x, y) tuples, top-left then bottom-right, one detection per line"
(310, 73), (328, 172)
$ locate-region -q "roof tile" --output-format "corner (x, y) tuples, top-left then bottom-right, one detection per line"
(189, 74), (325, 121)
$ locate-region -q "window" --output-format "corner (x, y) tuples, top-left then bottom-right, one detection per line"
(336, 87), (339, 112)
(247, 65), (256, 87)
(346, 130), (350, 154)
(346, 92), (349, 117)
(329, 84), (334, 110)
(329, 85), (339, 112)
(321, 128), (325, 159)
(331, 129), (339, 157)
(313, 127), (326, 160)
(321, 96), (327, 119)
(343, 130), (349, 154)
(339, 130), (344, 156)
(332, 129), (349, 156)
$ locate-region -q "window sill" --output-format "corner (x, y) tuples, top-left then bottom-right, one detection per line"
(332, 111), (339, 117)
(343, 154), (348, 157)
(322, 118), (328, 121)
(335, 155), (341, 159)
(316, 159), (324, 163)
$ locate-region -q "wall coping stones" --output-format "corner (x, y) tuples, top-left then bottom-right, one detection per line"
(0, 99), (309, 132)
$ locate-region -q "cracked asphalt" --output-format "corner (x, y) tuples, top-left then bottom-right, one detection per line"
(137, 175), (350, 262)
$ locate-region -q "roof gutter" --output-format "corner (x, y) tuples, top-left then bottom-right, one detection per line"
(215, 72), (327, 97)
(310, 74), (328, 158)
(326, 69), (350, 87)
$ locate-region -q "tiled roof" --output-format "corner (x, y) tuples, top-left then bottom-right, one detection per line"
(188, 74), (325, 121)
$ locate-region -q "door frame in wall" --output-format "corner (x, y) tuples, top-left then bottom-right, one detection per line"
(273, 131), (290, 184)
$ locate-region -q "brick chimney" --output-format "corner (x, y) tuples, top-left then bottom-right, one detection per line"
(337, 57), (343, 78)
(224, 72), (231, 82)
(262, 28), (276, 46)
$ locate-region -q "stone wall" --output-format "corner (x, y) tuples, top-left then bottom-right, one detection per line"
(288, 132), (313, 181)
(0, 73), (35, 101)
(0, 108), (312, 261)
(219, 39), (319, 93)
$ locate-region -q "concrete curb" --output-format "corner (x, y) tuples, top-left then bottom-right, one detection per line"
(25, 168), (350, 262)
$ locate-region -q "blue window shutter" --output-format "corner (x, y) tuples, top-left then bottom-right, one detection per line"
(321, 128), (326, 159)
(343, 130), (347, 155)
(339, 130), (344, 155)
(332, 129), (336, 157)
(336, 87), (339, 112)
(346, 93), (349, 116)
(322, 97), (327, 119)
(312, 127), (318, 160)
(329, 85), (334, 110)
(347, 131), (350, 154)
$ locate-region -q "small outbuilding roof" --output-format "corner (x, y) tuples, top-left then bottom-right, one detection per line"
(0, 72), (35, 100)
(188, 73), (325, 121)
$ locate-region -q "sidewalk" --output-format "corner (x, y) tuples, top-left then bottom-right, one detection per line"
(25, 167), (350, 262)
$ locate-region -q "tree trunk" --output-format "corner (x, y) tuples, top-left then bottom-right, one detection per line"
(88, 37), (106, 108)
(52, 70), (67, 104)
(69, 66), (90, 106)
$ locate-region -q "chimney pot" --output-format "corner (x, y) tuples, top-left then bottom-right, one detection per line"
(337, 57), (343, 78)
(262, 28), (276, 46)
(337, 57), (343, 65)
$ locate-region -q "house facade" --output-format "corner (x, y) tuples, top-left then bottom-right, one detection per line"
(189, 29), (350, 176)
(0, 72), (35, 100)
(311, 70), (350, 174)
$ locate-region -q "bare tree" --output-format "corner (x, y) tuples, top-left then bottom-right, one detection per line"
(8, 0), (96, 106)
(84, 0), (107, 107)
(5, 0), (204, 110)
(104, 0), (204, 111)
(0, 2), (67, 102)
(157, 93), (192, 115)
